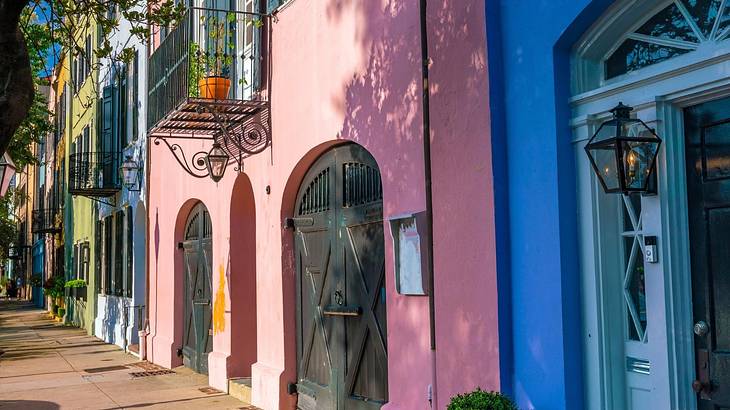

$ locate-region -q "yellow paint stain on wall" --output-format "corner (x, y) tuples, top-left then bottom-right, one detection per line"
(213, 265), (226, 335)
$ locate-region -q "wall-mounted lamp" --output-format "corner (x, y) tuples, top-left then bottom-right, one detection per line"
(585, 103), (662, 194)
(119, 155), (142, 192)
(206, 142), (229, 183)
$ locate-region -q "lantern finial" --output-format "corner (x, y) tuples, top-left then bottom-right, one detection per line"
(610, 102), (633, 119)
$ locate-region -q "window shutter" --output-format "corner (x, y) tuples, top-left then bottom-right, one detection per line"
(73, 244), (79, 280)
(126, 208), (133, 297)
(120, 66), (128, 147)
(115, 211), (124, 296)
(132, 51), (139, 142)
(95, 220), (102, 293)
(102, 86), (113, 152)
(104, 216), (113, 294)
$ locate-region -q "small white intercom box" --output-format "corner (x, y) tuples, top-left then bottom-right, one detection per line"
(645, 236), (658, 264)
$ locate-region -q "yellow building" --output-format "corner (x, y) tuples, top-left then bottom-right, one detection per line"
(64, 21), (100, 332)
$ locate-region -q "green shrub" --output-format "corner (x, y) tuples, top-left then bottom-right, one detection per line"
(65, 279), (87, 288)
(57, 308), (66, 318)
(43, 275), (65, 299)
(447, 388), (517, 410)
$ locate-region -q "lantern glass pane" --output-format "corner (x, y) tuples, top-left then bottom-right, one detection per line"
(622, 140), (660, 190)
(621, 119), (654, 140)
(593, 120), (619, 142)
(208, 155), (227, 180)
(589, 143), (621, 191)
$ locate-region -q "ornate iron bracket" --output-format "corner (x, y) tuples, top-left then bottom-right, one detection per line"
(152, 101), (271, 179)
(153, 136), (211, 179)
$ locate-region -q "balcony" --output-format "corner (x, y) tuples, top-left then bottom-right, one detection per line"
(147, 6), (270, 149)
(31, 208), (62, 234)
(69, 152), (121, 197)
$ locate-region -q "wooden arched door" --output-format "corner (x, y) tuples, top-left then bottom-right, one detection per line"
(293, 144), (388, 410)
(182, 202), (213, 374)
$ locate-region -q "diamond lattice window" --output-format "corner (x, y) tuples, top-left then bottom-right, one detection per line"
(606, 0), (730, 79)
(621, 194), (648, 342)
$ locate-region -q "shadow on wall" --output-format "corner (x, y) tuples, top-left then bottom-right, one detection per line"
(99, 296), (121, 345)
(0, 401), (60, 409)
(329, 0), (495, 406)
(328, 0), (429, 405)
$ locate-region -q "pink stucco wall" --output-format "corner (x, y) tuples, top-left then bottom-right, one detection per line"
(146, 1), (498, 409)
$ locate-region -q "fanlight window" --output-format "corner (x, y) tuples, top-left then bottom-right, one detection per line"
(606, 0), (730, 79)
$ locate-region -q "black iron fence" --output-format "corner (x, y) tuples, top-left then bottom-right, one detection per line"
(148, 6), (269, 132)
(69, 152), (121, 197)
(31, 208), (61, 234)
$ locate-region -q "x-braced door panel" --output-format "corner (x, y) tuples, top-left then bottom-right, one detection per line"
(294, 144), (387, 410)
(182, 203), (213, 375)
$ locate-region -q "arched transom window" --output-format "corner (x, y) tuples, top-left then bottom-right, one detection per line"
(607, 0), (730, 79)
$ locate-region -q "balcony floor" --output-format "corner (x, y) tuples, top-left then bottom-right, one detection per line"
(148, 98), (269, 138)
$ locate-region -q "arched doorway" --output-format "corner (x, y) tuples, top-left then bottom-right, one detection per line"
(182, 202), (213, 374)
(292, 144), (388, 409)
(572, 1), (730, 408)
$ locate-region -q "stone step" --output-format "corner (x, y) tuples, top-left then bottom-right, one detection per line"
(228, 377), (252, 404)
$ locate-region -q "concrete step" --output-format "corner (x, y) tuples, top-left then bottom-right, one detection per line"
(228, 377), (252, 404)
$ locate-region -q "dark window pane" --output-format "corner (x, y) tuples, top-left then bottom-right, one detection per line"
(681, 0), (722, 37)
(636, 3), (698, 42)
(703, 121), (730, 180)
(606, 39), (690, 79)
(624, 236), (647, 341)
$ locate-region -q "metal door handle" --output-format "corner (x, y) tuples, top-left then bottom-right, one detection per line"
(695, 321), (710, 337)
(323, 306), (362, 317)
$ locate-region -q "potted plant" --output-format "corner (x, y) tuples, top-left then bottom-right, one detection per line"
(65, 279), (87, 301)
(195, 13), (234, 99)
(43, 275), (65, 316)
(57, 307), (66, 320)
(447, 388), (517, 410)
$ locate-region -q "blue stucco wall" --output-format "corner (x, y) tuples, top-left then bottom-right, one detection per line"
(487, 1), (614, 409)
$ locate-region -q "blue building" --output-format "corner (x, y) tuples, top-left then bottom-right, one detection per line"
(489, 0), (730, 409)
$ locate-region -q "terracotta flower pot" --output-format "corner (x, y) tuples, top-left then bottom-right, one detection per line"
(198, 76), (231, 100)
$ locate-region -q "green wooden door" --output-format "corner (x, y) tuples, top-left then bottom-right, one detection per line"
(182, 203), (213, 375)
(294, 144), (388, 410)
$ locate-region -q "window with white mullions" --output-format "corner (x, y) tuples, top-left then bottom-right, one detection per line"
(620, 194), (648, 342)
(606, 0), (730, 79)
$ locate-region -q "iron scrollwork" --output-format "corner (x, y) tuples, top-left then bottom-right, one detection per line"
(153, 137), (211, 179)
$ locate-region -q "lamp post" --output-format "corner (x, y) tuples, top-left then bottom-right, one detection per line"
(119, 155), (141, 192)
(206, 142), (229, 183)
(585, 103), (662, 194)
(0, 153), (16, 197)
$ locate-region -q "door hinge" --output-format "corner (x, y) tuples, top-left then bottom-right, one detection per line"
(287, 382), (298, 395)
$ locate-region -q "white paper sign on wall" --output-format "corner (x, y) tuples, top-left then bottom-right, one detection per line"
(389, 212), (430, 296)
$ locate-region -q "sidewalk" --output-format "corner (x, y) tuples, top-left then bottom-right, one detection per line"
(0, 300), (255, 409)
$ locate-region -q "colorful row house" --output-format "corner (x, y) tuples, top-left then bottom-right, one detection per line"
(144, 0), (497, 409)
(19, 0), (730, 409)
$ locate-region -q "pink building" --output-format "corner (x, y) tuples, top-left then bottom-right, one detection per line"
(145, 1), (499, 408)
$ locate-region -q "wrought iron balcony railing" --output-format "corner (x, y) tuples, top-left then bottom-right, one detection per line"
(31, 208), (62, 234)
(147, 6), (270, 138)
(69, 152), (121, 197)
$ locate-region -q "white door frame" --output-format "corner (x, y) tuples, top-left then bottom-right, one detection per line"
(572, 55), (730, 409)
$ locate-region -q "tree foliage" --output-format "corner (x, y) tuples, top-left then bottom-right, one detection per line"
(0, 0), (186, 164)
